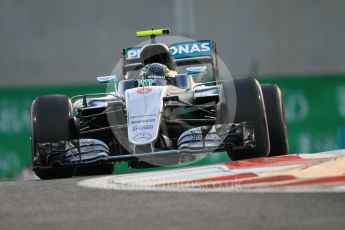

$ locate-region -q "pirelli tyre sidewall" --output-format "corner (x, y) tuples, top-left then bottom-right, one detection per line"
(218, 77), (270, 160)
(261, 84), (289, 156)
(31, 94), (75, 179)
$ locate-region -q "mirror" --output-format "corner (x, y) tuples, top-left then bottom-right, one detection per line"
(186, 66), (207, 75)
(97, 75), (117, 84)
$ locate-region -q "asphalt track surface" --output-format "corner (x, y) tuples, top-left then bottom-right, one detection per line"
(1, 176), (345, 230)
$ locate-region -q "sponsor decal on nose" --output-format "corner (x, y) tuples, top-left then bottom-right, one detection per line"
(137, 87), (153, 94)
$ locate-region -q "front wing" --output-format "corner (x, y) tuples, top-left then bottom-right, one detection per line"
(32, 122), (255, 171)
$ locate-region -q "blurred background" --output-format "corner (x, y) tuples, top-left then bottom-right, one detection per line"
(1, 0), (345, 180)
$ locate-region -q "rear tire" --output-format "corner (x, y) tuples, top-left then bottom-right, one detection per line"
(217, 77), (270, 160)
(31, 94), (76, 179)
(262, 84), (289, 156)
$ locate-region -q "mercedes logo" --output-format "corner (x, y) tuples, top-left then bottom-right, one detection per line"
(133, 133), (152, 141)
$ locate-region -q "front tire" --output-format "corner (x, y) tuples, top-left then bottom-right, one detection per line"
(31, 94), (76, 179)
(74, 163), (114, 176)
(217, 77), (270, 160)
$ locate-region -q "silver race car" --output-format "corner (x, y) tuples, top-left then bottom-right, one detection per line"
(30, 29), (288, 179)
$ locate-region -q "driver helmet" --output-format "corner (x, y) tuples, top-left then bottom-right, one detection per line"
(139, 63), (172, 80)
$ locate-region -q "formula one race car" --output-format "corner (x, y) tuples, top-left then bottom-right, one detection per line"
(30, 28), (288, 179)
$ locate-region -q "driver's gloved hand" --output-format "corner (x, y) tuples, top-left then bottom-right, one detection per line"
(165, 76), (176, 85)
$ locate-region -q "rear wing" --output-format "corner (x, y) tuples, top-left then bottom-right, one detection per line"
(121, 40), (219, 81)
